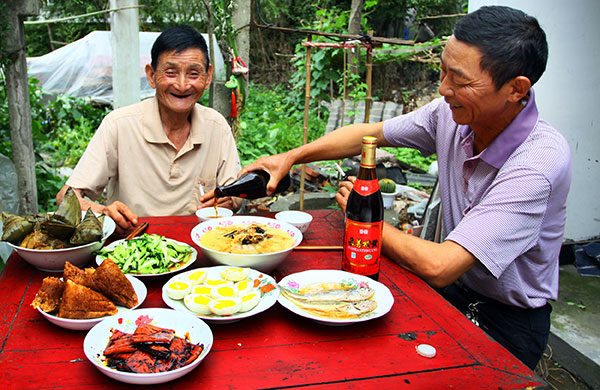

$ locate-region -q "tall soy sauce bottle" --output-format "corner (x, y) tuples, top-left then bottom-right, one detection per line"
(342, 136), (384, 280)
(215, 170), (291, 200)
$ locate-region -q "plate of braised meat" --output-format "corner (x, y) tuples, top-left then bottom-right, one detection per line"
(84, 308), (213, 385)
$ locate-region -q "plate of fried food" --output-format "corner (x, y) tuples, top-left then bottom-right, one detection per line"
(162, 266), (279, 323)
(84, 308), (213, 385)
(31, 259), (146, 330)
(95, 233), (197, 277)
(277, 269), (394, 325)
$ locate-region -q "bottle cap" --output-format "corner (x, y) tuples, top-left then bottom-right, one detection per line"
(416, 344), (436, 358)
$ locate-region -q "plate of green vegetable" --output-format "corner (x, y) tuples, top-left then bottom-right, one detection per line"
(95, 233), (197, 277)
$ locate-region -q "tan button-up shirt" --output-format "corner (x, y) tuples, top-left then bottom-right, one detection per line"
(67, 97), (241, 216)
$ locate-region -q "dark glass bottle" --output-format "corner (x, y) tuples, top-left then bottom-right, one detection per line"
(214, 170), (291, 200)
(342, 136), (384, 280)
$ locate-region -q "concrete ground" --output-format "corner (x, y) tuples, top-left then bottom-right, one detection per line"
(546, 263), (600, 389)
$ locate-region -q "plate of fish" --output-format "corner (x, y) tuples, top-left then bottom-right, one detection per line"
(277, 269), (394, 325)
(84, 308), (213, 385)
(162, 266), (279, 323)
(32, 259), (147, 330)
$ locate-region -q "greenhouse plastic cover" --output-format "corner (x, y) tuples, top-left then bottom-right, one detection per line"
(26, 31), (226, 105)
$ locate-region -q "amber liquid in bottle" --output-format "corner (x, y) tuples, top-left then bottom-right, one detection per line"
(214, 170), (291, 200)
(342, 136), (384, 280)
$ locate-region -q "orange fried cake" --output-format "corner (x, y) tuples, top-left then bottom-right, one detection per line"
(93, 259), (138, 308)
(58, 279), (118, 319)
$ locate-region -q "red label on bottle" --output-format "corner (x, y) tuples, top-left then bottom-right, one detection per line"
(353, 179), (380, 196)
(343, 218), (382, 276)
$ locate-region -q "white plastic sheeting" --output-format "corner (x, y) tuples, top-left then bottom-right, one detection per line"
(26, 31), (226, 105)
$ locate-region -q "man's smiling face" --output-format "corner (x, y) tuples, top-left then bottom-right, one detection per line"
(438, 36), (514, 133)
(146, 48), (212, 117)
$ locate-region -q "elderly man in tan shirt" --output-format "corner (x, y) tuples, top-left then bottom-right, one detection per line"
(56, 25), (242, 236)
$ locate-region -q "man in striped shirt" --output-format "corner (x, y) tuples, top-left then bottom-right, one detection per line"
(242, 6), (571, 370)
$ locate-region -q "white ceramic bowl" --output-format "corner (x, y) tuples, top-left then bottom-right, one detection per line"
(84, 308), (213, 385)
(274, 210), (313, 233)
(5, 214), (116, 272)
(190, 215), (303, 273)
(195, 207), (234, 222)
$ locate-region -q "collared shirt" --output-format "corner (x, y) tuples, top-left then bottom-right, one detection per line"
(67, 97), (241, 217)
(382, 89), (572, 308)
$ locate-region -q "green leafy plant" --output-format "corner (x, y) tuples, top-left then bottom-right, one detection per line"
(0, 74), (108, 212)
(237, 84), (327, 166)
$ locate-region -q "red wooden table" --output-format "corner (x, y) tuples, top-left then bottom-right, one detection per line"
(0, 209), (545, 389)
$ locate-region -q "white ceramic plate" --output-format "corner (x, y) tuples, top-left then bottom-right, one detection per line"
(83, 308), (213, 385)
(96, 237), (197, 277)
(277, 269), (394, 325)
(37, 275), (147, 330)
(162, 266), (279, 324)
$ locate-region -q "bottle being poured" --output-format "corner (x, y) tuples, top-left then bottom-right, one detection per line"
(214, 170), (292, 200)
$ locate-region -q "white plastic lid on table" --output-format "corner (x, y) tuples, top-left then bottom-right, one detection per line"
(26, 31), (226, 105)
(416, 344), (437, 358)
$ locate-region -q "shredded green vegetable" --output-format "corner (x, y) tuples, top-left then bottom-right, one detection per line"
(95, 233), (194, 274)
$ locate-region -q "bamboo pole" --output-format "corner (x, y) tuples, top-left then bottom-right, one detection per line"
(364, 31), (373, 124)
(300, 35), (313, 210)
(341, 47), (347, 127)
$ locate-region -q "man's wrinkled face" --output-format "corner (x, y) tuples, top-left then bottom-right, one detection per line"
(146, 48), (212, 116)
(439, 36), (513, 131)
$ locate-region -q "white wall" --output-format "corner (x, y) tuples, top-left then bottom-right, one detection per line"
(469, 0), (600, 242)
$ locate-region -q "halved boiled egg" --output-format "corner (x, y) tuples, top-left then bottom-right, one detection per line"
(191, 285), (213, 296)
(235, 278), (256, 294)
(184, 293), (213, 315)
(239, 290), (261, 313)
(204, 278), (232, 287)
(211, 285), (237, 299)
(186, 270), (207, 285)
(220, 267), (250, 282)
(208, 297), (242, 316)
(165, 280), (192, 300)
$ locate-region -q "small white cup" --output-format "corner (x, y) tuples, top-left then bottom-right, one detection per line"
(275, 210), (313, 233)
(196, 207), (234, 222)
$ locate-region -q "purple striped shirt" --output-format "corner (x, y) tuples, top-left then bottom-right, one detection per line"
(383, 89), (572, 308)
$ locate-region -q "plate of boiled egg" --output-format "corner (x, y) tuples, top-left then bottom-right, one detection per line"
(161, 266), (279, 323)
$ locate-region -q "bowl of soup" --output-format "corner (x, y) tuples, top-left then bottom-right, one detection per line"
(190, 216), (303, 273)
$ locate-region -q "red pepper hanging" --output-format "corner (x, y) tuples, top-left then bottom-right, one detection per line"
(230, 90), (238, 117)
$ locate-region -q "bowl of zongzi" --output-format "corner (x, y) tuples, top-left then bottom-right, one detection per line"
(0, 188), (116, 272)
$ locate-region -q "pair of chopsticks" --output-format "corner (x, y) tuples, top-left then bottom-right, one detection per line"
(126, 222), (149, 240)
(295, 245), (343, 251)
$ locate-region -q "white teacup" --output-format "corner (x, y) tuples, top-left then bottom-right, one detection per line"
(196, 207), (234, 222)
(275, 211), (313, 233)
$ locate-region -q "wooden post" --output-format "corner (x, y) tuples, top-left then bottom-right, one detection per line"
(4, 0), (40, 215)
(364, 31), (373, 124)
(110, 0), (140, 108)
(300, 36), (313, 211)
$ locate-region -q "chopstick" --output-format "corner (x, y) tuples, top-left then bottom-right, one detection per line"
(126, 222), (149, 240)
(295, 245), (343, 250)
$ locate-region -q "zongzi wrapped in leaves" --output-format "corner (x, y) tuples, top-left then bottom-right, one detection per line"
(1, 212), (35, 243)
(41, 187), (81, 240)
(70, 208), (104, 245)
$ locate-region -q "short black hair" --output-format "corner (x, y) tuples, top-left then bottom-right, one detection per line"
(150, 25), (210, 71)
(454, 6), (548, 89)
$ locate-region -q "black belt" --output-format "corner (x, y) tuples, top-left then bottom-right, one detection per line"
(455, 281), (528, 312)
